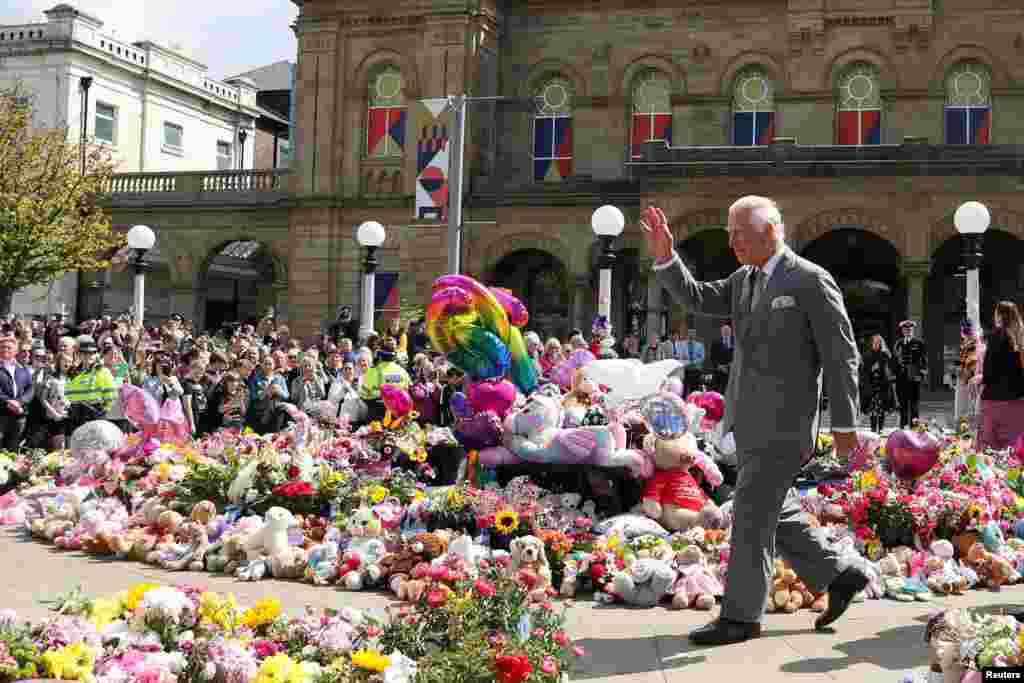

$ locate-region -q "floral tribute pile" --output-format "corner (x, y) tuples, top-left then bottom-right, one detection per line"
(0, 557), (581, 683)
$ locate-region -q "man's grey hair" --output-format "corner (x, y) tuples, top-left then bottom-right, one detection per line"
(729, 195), (785, 242)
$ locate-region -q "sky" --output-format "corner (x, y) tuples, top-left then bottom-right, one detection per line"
(9, 0), (299, 80)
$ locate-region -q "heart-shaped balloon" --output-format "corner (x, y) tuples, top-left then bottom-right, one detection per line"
(885, 429), (941, 481)
(450, 392), (470, 419)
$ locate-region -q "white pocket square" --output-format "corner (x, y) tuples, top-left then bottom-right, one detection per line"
(771, 296), (796, 309)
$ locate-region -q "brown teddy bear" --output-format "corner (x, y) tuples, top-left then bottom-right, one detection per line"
(382, 532), (449, 599)
(767, 559), (802, 612)
(967, 542), (1014, 588)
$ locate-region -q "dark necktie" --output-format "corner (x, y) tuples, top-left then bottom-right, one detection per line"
(746, 268), (762, 312)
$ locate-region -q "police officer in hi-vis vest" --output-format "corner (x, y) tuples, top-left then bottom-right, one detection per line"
(893, 320), (928, 428)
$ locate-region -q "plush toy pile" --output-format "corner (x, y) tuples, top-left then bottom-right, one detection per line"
(3, 275), (1024, 680)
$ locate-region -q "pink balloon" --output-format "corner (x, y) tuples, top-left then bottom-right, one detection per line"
(885, 429), (941, 481)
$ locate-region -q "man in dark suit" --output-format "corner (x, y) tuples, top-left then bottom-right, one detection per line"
(642, 196), (868, 645)
(0, 334), (35, 451)
(708, 322), (735, 394)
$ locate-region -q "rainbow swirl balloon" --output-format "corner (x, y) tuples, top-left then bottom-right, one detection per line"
(427, 274), (538, 394)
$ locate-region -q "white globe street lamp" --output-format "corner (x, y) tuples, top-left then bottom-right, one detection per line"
(356, 221), (386, 341)
(126, 225), (156, 327)
(592, 205), (625, 321)
(954, 201), (990, 335)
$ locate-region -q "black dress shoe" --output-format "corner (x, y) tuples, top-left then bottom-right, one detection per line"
(815, 567), (870, 630)
(688, 618), (762, 646)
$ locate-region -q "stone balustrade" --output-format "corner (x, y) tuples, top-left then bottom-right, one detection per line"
(104, 169), (290, 206)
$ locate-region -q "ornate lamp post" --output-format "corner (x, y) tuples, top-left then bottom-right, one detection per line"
(954, 201), (990, 333)
(591, 205), (625, 321)
(356, 221), (386, 341)
(126, 225), (156, 328)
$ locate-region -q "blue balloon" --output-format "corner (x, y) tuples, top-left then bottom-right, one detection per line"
(1014, 519), (1024, 541)
(450, 392), (471, 419)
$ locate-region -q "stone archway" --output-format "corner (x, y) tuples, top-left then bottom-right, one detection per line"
(671, 228), (740, 338)
(801, 228), (904, 346)
(199, 240), (283, 333)
(793, 208), (900, 255)
(489, 249), (571, 341)
(925, 229), (1024, 387)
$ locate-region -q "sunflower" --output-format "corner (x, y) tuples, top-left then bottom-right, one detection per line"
(409, 449), (428, 463)
(494, 509), (520, 535)
(368, 485), (388, 504)
(351, 649), (391, 672)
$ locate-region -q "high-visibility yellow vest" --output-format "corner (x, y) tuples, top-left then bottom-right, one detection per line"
(359, 361), (410, 400)
(65, 365), (117, 409)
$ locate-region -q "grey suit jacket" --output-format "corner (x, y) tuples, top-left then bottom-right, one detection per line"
(655, 247), (860, 457)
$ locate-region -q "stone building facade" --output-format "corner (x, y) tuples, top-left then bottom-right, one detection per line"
(107, 0), (1024, 387)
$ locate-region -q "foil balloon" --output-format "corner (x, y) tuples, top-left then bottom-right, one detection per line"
(427, 274), (538, 394)
(549, 349), (596, 391)
(885, 428), (941, 481)
(449, 392), (471, 419)
(69, 420), (125, 457)
(580, 358), (682, 408)
(640, 392), (689, 439)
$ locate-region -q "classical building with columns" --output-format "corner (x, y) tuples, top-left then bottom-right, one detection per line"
(103, 0), (1024, 388)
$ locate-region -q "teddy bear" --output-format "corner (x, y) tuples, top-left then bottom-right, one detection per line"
(240, 506), (295, 561)
(671, 545), (723, 611)
(31, 499), (79, 542)
(305, 534), (341, 586)
(510, 535), (553, 602)
(640, 430), (721, 532)
(338, 506), (388, 590)
(132, 510), (183, 564)
(190, 500), (217, 525)
(559, 551), (596, 598)
(879, 553), (930, 601)
(766, 559), (804, 612)
(967, 541), (1015, 588)
(382, 532), (450, 598)
(476, 392), (644, 473)
(924, 539), (969, 595)
(608, 556), (677, 608)
(270, 545), (310, 580)
(154, 521), (210, 572)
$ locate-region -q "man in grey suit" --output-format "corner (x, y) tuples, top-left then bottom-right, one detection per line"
(641, 196), (868, 646)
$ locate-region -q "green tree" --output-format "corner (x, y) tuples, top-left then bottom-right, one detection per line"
(0, 85), (122, 315)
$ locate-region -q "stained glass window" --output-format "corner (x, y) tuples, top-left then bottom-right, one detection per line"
(533, 77), (573, 182)
(945, 62), (991, 145)
(367, 66), (406, 158)
(836, 63), (882, 145)
(631, 70), (672, 158)
(732, 67), (774, 146)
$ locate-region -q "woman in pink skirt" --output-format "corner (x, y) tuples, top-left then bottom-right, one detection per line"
(977, 301), (1024, 450)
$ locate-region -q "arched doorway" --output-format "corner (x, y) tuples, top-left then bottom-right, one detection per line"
(201, 240), (278, 332)
(676, 229), (740, 339)
(926, 229), (1024, 387)
(800, 229), (903, 348)
(490, 249), (571, 341)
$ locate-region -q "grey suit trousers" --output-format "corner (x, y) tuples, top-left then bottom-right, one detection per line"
(721, 437), (844, 623)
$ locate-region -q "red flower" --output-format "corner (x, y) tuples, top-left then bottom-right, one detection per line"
(474, 579), (496, 597)
(287, 465), (300, 479)
(426, 589), (448, 608)
(516, 569), (539, 590)
(272, 481), (315, 497)
(252, 639), (281, 658)
(590, 563), (607, 580)
(494, 654), (534, 683)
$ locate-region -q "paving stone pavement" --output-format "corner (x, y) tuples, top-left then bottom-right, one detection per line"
(5, 527), (1024, 682)
(820, 390), (955, 431)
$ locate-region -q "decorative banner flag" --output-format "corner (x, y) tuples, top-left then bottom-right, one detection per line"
(631, 113), (672, 158)
(837, 109), (881, 145)
(945, 106), (990, 145)
(412, 98), (453, 221)
(375, 272), (400, 321)
(732, 111), (774, 146)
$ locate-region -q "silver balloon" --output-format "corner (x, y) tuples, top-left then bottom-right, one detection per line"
(640, 393), (689, 439)
(69, 420), (125, 456)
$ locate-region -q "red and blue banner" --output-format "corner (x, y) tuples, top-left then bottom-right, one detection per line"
(732, 111), (775, 146)
(631, 113), (673, 158)
(837, 110), (881, 145)
(367, 107), (406, 157)
(374, 272), (400, 320)
(533, 116), (573, 182)
(945, 106), (991, 145)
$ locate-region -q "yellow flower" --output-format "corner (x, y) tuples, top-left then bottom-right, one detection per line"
(200, 592), (239, 631)
(241, 598), (282, 629)
(41, 642), (98, 681)
(124, 583), (161, 611)
(446, 488), (465, 509)
(369, 421), (383, 433)
(351, 649), (391, 673)
(254, 653), (317, 683)
(494, 510), (520, 535)
(412, 490), (426, 502)
(859, 471), (878, 491)
(155, 462), (172, 482)
(88, 596), (123, 631)
(410, 449), (428, 463)
(368, 485), (388, 504)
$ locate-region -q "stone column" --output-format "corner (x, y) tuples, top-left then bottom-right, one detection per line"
(901, 259), (930, 327)
(273, 283), (290, 326)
